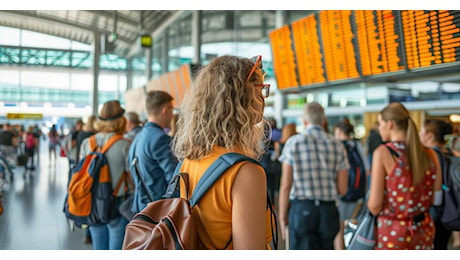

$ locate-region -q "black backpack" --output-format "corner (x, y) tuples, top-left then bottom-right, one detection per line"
(432, 147), (460, 231)
(341, 140), (366, 202)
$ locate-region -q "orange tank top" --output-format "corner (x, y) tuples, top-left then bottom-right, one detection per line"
(179, 146), (274, 249)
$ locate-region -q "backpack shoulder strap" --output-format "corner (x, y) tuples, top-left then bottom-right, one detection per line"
(352, 140), (365, 167)
(384, 143), (400, 162)
(342, 140), (350, 150)
(162, 152), (260, 204)
(100, 134), (124, 153)
(113, 171), (128, 196)
(89, 135), (97, 152)
(161, 161), (185, 200)
(430, 147), (446, 171)
(445, 147), (455, 157)
(131, 157), (155, 202)
(93, 134), (126, 195)
(190, 152), (260, 206)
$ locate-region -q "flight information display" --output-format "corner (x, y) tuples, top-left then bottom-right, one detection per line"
(355, 10), (405, 76)
(269, 25), (299, 89)
(269, 10), (460, 90)
(319, 10), (359, 82)
(402, 10), (460, 69)
(291, 15), (326, 85)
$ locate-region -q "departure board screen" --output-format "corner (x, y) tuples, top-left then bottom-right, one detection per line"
(269, 25), (299, 89)
(355, 10), (405, 76)
(402, 10), (460, 69)
(269, 10), (460, 90)
(319, 10), (359, 82)
(291, 15), (326, 85)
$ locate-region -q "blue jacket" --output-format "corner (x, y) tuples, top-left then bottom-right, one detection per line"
(128, 122), (178, 213)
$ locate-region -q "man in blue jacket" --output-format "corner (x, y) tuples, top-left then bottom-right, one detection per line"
(128, 90), (178, 214)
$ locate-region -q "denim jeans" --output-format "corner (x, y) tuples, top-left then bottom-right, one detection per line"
(89, 215), (129, 250)
(288, 199), (340, 250)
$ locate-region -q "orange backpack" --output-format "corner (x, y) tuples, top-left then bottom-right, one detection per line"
(63, 134), (127, 228)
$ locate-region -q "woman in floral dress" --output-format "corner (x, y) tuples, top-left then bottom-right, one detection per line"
(368, 102), (442, 249)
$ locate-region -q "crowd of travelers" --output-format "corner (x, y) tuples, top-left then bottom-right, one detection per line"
(2, 54), (460, 250)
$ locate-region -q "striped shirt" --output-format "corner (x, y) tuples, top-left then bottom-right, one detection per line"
(278, 125), (349, 201)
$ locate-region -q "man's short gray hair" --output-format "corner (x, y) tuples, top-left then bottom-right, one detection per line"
(303, 102), (325, 125)
(125, 111), (141, 124)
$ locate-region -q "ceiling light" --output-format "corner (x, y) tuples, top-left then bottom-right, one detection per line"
(450, 114), (460, 123)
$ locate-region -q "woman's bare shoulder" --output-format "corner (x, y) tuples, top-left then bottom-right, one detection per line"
(237, 161), (265, 178)
(373, 143), (390, 155)
(232, 161), (266, 189)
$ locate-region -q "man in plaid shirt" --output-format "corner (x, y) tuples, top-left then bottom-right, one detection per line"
(278, 102), (349, 250)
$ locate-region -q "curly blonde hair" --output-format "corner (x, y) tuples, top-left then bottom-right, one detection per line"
(172, 55), (266, 160)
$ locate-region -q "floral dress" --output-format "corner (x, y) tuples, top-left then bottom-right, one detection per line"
(375, 141), (436, 250)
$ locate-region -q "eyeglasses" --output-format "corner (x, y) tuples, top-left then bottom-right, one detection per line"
(247, 55), (270, 98)
(258, 84), (270, 98)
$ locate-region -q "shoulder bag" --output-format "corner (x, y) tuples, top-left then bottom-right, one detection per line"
(347, 208), (377, 250)
(119, 157), (154, 221)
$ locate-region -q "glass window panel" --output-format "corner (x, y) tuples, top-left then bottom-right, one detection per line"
(70, 73), (92, 90)
(0, 26), (20, 45)
(0, 70), (20, 85)
(21, 71), (70, 89)
(117, 75), (127, 91)
(70, 41), (91, 51)
(21, 30), (71, 49)
(99, 74), (119, 91)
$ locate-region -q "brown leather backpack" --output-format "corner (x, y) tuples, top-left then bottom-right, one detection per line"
(122, 153), (273, 250)
(122, 173), (202, 249)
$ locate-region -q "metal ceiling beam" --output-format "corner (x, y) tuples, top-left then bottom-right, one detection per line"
(144, 11), (172, 32)
(85, 10), (139, 27)
(125, 10), (186, 59)
(0, 11), (133, 44)
(0, 10), (187, 59)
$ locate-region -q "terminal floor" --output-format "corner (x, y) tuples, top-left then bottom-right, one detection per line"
(0, 143), (92, 250)
(12, 140), (456, 251)
(0, 141), (288, 250)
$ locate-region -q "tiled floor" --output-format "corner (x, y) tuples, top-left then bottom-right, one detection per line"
(0, 142), (92, 250)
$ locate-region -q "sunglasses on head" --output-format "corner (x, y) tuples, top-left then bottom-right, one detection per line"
(247, 55), (270, 98)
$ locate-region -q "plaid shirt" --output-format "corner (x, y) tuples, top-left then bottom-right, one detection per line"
(278, 125), (349, 201)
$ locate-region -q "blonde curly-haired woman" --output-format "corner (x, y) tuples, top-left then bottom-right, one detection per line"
(171, 55), (275, 250)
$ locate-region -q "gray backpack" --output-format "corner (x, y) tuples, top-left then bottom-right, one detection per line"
(433, 147), (460, 231)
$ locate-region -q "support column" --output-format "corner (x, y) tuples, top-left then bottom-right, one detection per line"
(191, 10), (202, 65)
(126, 57), (133, 90)
(92, 31), (100, 116)
(161, 29), (169, 74)
(273, 10), (289, 126)
(145, 48), (153, 81)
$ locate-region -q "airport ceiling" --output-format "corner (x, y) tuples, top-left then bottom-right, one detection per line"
(0, 10), (183, 58)
(1, 10), (460, 86)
